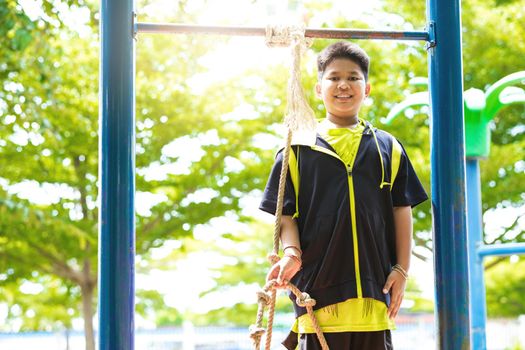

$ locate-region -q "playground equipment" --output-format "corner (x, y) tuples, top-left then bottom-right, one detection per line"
(383, 71), (525, 350)
(99, 0), (469, 349)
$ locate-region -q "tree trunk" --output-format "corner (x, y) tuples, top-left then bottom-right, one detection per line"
(81, 244), (96, 350)
(81, 279), (96, 350)
(65, 328), (70, 350)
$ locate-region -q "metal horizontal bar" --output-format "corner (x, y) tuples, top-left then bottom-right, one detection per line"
(136, 22), (429, 41)
(477, 243), (525, 258)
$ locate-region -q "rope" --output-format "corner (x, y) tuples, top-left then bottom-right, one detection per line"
(287, 282), (329, 350)
(266, 24), (316, 255)
(272, 128), (293, 256)
(249, 280), (329, 350)
(249, 25), (328, 350)
(264, 288), (277, 350)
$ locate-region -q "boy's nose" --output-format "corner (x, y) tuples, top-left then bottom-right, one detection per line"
(338, 81), (349, 89)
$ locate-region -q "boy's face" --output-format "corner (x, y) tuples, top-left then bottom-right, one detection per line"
(315, 58), (371, 124)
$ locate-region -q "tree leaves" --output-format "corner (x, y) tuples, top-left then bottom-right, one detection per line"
(1, 0), (523, 331)
(485, 257), (525, 317)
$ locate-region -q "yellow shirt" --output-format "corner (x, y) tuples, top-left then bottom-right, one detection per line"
(292, 298), (395, 333)
(318, 119), (365, 169)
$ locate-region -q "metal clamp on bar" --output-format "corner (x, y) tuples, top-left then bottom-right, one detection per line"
(425, 22), (436, 50)
(477, 243), (525, 258)
(132, 12), (138, 39)
(135, 22), (430, 42)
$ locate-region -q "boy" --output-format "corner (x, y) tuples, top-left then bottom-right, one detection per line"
(260, 41), (428, 349)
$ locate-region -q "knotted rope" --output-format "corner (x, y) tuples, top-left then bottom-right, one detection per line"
(249, 25), (328, 350)
(265, 25), (316, 134)
(249, 279), (329, 350)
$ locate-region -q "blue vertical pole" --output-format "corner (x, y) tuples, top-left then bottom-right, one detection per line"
(99, 0), (135, 349)
(427, 0), (471, 349)
(466, 159), (487, 349)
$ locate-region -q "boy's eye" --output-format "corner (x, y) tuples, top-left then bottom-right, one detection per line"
(328, 77), (339, 81)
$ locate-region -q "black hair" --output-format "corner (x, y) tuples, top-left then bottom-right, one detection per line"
(317, 41), (370, 81)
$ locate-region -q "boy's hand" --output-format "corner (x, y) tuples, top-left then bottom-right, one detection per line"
(382, 270), (407, 319)
(266, 255), (302, 288)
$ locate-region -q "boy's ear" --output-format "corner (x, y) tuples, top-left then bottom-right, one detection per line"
(315, 82), (322, 98)
(365, 82), (371, 97)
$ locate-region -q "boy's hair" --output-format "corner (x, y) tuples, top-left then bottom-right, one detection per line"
(317, 41), (370, 81)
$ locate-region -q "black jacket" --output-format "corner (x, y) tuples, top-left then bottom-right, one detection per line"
(260, 122), (428, 317)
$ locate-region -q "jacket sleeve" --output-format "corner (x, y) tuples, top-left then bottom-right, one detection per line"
(259, 149), (297, 216)
(391, 141), (428, 208)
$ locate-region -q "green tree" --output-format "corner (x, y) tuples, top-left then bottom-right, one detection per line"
(379, 0), (525, 254)
(374, 0), (525, 315)
(485, 257), (525, 317)
(0, 24), (100, 350)
(0, 0), (284, 347)
(2, 0), (523, 338)
(186, 220), (295, 326)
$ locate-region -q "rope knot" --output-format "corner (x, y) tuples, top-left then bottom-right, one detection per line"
(266, 25), (316, 134)
(265, 25), (313, 50)
(265, 25), (291, 48)
(296, 292), (316, 307)
(248, 324), (266, 341)
(267, 252), (280, 265)
(256, 290), (272, 306)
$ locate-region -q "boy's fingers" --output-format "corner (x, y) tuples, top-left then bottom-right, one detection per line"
(388, 289), (404, 319)
(383, 277), (394, 294)
(266, 264), (279, 282)
(389, 295), (398, 315)
(388, 300), (396, 318)
(391, 300), (400, 319)
(392, 307), (399, 319)
(277, 265), (285, 284)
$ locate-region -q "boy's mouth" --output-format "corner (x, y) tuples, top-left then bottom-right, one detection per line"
(335, 94), (353, 100)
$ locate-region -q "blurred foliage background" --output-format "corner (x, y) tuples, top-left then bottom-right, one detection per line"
(0, 0), (524, 349)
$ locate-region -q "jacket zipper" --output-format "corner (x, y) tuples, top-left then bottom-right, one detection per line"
(311, 145), (363, 298)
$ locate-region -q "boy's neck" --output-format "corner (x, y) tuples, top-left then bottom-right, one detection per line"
(326, 115), (360, 129)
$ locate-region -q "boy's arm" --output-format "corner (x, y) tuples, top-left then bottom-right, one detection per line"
(280, 215), (301, 255)
(266, 215), (302, 287)
(393, 206), (413, 272)
(383, 205), (413, 319)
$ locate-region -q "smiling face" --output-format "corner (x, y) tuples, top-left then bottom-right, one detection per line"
(315, 58), (371, 127)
